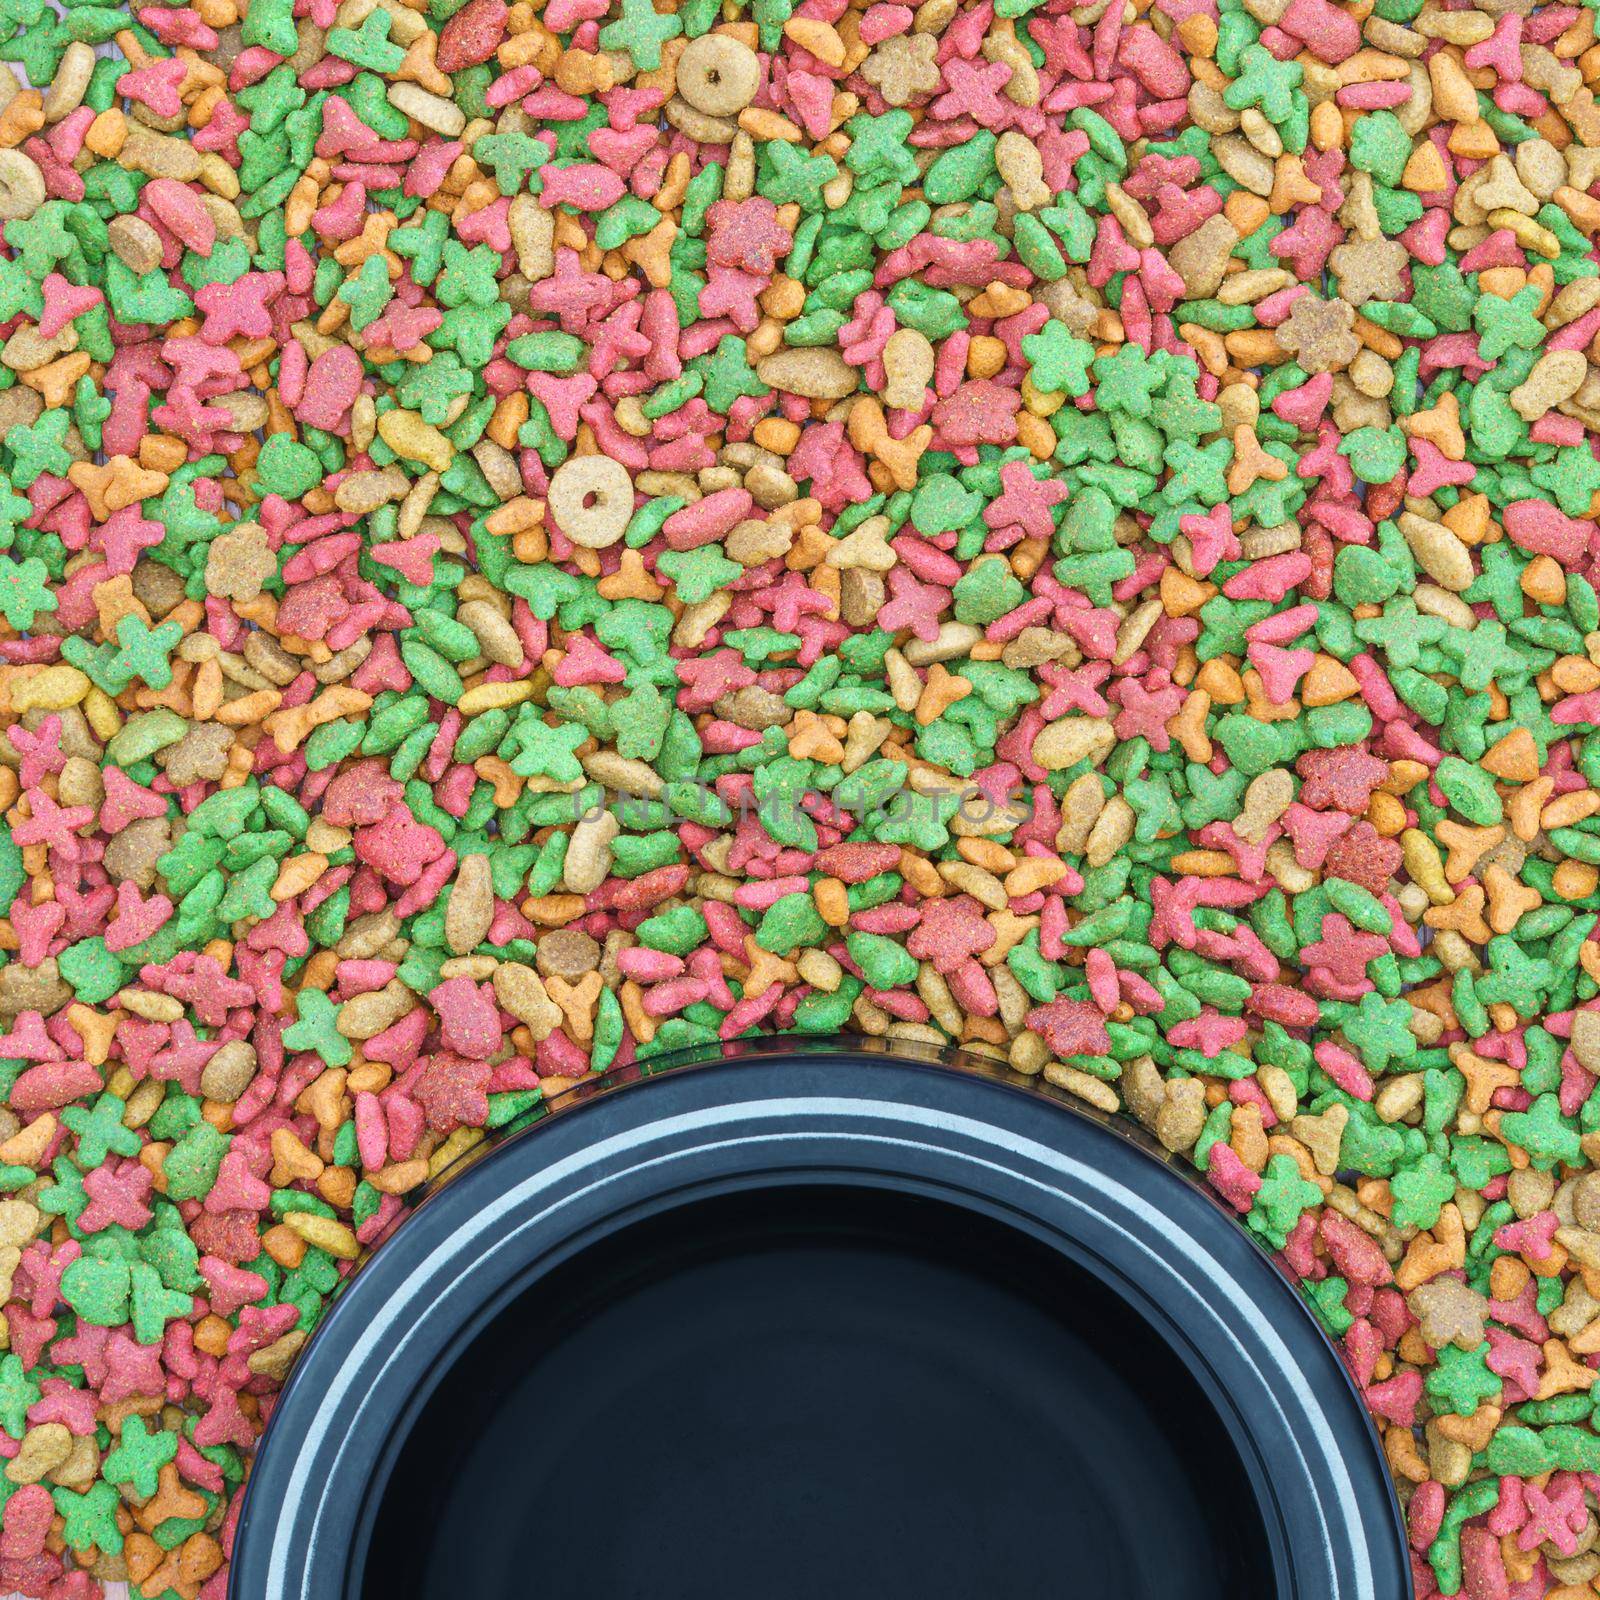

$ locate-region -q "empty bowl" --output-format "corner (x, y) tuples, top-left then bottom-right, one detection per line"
(230, 1039), (1412, 1600)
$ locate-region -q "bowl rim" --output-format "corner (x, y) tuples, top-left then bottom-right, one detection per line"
(229, 1037), (1413, 1600)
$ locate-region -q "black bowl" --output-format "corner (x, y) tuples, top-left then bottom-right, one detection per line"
(230, 1040), (1412, 1600)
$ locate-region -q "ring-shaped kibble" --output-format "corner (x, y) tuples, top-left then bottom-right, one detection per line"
(546, 455), (636, 549)
(674, 33), (762, 118)
(0, 149), (46, 222)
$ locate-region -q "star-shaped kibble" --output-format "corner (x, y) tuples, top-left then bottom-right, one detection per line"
(1222, 43), (1304, 122)
(62, 1094), (142, 1168)
(1424, 1341), (1501, 1418)
(281, 987), (353, 1069)
(598, 0), (682, 69)
(0, 554), (56, 630)
(759, 140), (839, 210)
(508, 716), (588, 783)
(1473, 283), (1546, 361)
(1091, 342), (1165, 418)
(103, 1415), (179, 1501)
(107, 613), (184, 691)
(1021, 318), (1094, 398)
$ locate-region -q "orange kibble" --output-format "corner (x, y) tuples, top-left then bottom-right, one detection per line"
(1555, 859), (1600, 900)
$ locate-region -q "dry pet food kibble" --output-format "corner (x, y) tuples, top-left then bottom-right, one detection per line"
(0, 0), (1599, 1592)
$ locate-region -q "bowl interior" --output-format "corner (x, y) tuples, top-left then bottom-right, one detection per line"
(353, 1181), (1277, 1599)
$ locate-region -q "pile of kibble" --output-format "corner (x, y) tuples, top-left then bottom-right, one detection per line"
(0, 0), (1595, 1589)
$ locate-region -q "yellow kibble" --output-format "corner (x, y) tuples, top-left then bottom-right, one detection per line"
(1401, 828), (1454, 905)
(81, 686), (121, 739)
(457, 680), (539, 716)
(10, 667), (89, 713)
(376, 409), (454, 473)
(281, 1211), (361, 1260)
(427, 1126), (484, 1180)
(1485, 209), (1561, 259)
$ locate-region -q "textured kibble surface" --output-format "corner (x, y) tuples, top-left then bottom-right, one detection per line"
(3, 0), (1600, 1592)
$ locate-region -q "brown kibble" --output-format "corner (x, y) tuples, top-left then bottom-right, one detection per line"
(675, 32), (761, 116)
(859, 30), (939, 106)
(1509, 346), (1588, 421)
(1154, 1077), (1207, 1154)
(247, 1330), (308, 1383)
(3, 1422), (70, 1485)
(1276, 293), (1361, 372)
(157, 722), (233, 787)
(755, 346), (859, 399)
(995, 129), (1049, 210)
(445, 853), (494, 955)
(880, 326), (934, 410)
(535, 928), (601, 982)
(103, 818), (171, 890)
(1167, 214), (1240, 298)
(546, 455), (634, 549)
(840, 565), (884, 627)
(0, 147), (43, 220)
(1327, 238), (1408, 305)
(107, 213), (164, 275)
(199, 1040), (257, 1104)
(493, 961), (563, 1039)
(118, 124), (203, 181)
